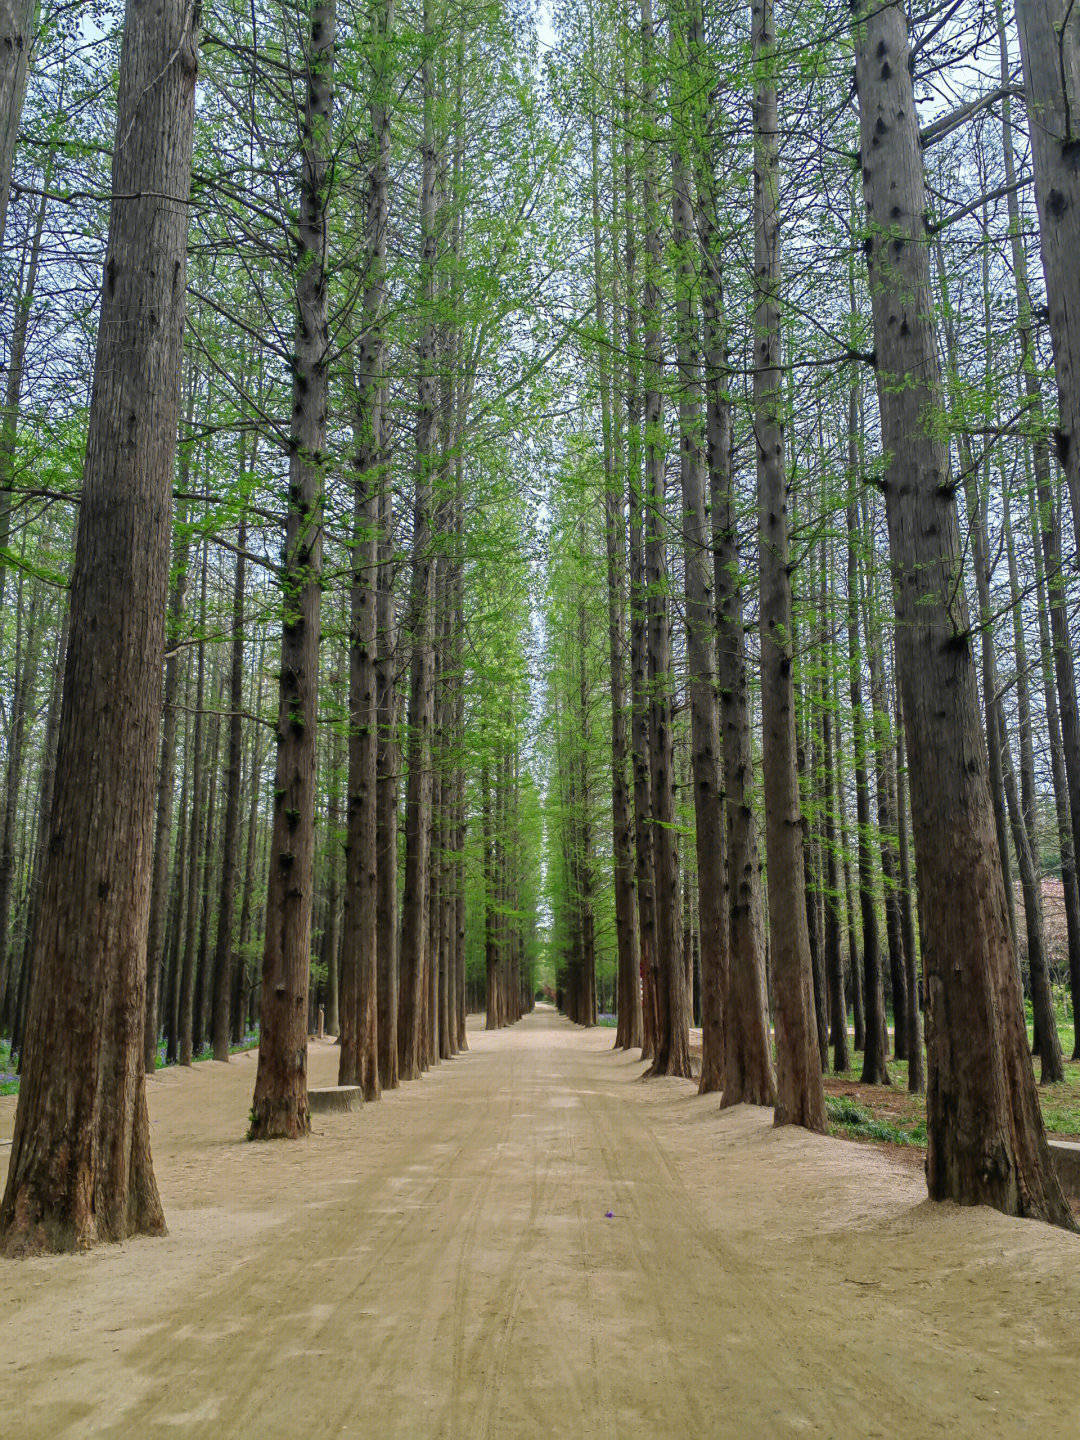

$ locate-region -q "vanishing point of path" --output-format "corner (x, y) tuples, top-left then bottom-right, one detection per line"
(3, 1006), (1080, 1438)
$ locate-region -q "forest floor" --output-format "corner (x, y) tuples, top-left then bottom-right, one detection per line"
(3, 1008), (1080, 1438)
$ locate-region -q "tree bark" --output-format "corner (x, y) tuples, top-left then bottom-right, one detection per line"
(622, 52), (655, 1061)
(376, 485), (400, 1086)
(698, 122), (775, 1107)
(753, 0), (824, 1130)
(0, 0), (34, 253)
(144, 483), (191, 1070)
(1014, 0), (1080, 542)
(853, 0), (1072, 1225)
(820, 539), (848, 1075)
(250, 0), (336, 1140)
(862, 500), (907, 1062)
(847, 394), (889, 1085)
(590, 24), (640, 1054)
(211, 514), (246, 1062)
(669, 107), (727, 1092)
(0, 0), (199, 1254)
(338, 29), (390, 1093)
(397, 0), (438, 1081)
(640, 0), (689, 1079)
(996, 0), (1080, 1060)
(179, 549), (207, 1067)
(895, 698), (924, 1093)
(11, 610), (65, 1062)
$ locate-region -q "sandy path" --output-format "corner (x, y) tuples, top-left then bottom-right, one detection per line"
(3, 1007), (1080, 1438)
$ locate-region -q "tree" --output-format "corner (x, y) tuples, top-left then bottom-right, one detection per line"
(752, 0), (825, 1131)
(0, 0), (199, 1254)
(1014, 0), (1080, 541)
(249, 0), (336, 1141)
(0, 0), (34, 251)
(853, 0), (1073, 1226)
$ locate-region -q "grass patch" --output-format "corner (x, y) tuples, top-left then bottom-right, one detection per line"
(826, 1094), (926, 1147)
(0, 1040), (18, 1095)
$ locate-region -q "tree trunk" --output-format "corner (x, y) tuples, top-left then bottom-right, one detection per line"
(179, 550), (207, 1067)
(376, 486), (400, 1086)
(895, 699), (924, 1093)
(862, 500), (907, 1062)
(590, 26), (640, 1053)
(144, 485), (191, 1070)
(397, 4), (438, 1081)
(753, 0), (824, 1130)
(1014, 0), (1080, 542)
(622, 54), (655, 1061)
(11, 611), (66, 1063)
(821, 540), (848, 1075)
(0, 0), (34, 252)
(192, 699), (221, 1057)
(235, 667), (266, 1042)
(640, 0), (689, 1079)
(698, 117), (775, 1107)
(996, 0), (1080, 1061)
(321, 716), (343, 1038)
(250, 0), (336, 1141)
(669, 116), (726, 1092)
(338, 56), (388, 1093)
(0, 147), (48, 640)
(847, 392), (889, 1086)
(853, 0), (1072, 1225)
(0, 573), (40, 1028)
(211, 515), (246, 1062)
(0, 0), (199, 1254)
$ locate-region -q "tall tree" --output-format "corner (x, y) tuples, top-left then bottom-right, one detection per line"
(398, 0), (439, 1082)
(670, 0), (727, 1094)
(250, 0), (336, 1140)
(752, 0), (825, 1130)
(1014, 0), (1080, 541)
(853, 0), (1073, 1225)
(0, 0), (34, 251)
(640, 0), (690, 1078)
(0, 0), (199, 1254)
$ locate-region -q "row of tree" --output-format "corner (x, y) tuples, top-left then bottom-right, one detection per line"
(2, 0), (1080, 1252)
(542, 0), (1080, 1229)
(0, 0), (549, 1253)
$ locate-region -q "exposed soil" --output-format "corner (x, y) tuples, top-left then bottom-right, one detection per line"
(3, 1007), (1080, 1437)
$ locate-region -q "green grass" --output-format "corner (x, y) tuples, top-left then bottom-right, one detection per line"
(825, 1094), (926, 1147)
(823, 1010), (1080, 1150)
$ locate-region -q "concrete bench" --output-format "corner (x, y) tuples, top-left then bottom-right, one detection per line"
(308, 1086), (363, 1115)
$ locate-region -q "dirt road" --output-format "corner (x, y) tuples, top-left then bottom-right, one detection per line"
(3, 1007), (1079, 1437)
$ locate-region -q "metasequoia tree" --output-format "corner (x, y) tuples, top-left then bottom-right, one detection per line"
(846, 414), (889, 1086)
(752, 0), (825, 1130)
(640, 0), (690, 1078)
(1014, 0), (1080, 541)
(853, 0), (1073, 1225)
(0, 0), (34, 251)
(0, 0), (199, 1253)
(622, 38), (658, 1060)
(212, 509), (247, 1062)
(587, 8), (640, 1053)
(338, 0), (395, 1101)
(250, 0), (336, 1140)
(692, 4), (774, 1106)
(398, 0), (438, 1081)
(670, 0), (727, 1094)
(144, 496), (191, 1070)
